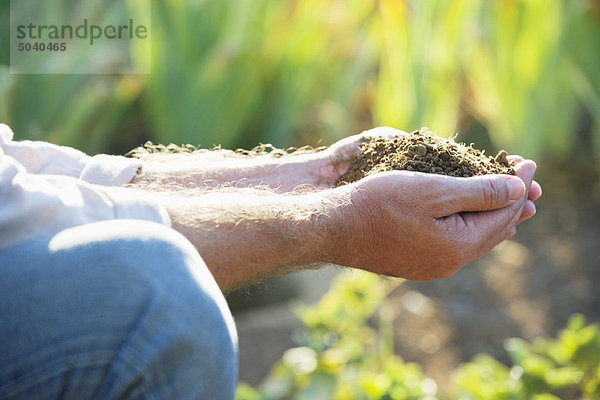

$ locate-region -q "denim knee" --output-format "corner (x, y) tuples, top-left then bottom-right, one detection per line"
(0, 220), (238, 400)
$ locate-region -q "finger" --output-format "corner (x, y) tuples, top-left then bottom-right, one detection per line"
(516, 200), (536, 225)
(329, 127), (408, 159)
(505, 158), (538, 199)
(449, 161), (537, 261)
(456, 161), (536, 245)
(438, 174), (526, 215)
(458, 201), (523, 259)
(513, 160), (537, 192)
(474, 224), (517, 260)
(500, 160), (536, 224)
(360, 126), (408, 140)
(529, 180), (542, 201)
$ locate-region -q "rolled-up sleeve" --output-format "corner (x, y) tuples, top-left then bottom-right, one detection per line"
(0, 124), (170, 251)
(0, 124), (142, 186)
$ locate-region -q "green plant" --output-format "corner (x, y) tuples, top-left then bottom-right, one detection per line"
(145, 0), (379, 149)
(452, 313), (600, 399)
(236, 271), (437, 400)
(0, 0), (380, 153)
(373, 0), (480, 137)
(2, 0), (599, 162)
(236, 270), (600, 400)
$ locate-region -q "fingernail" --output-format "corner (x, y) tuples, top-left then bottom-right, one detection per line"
(507, 177), (526, 201)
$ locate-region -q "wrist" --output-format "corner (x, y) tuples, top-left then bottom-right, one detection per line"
(304, 185), (357, 265)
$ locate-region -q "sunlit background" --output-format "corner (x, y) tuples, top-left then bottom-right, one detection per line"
(1, 0), (600, 398)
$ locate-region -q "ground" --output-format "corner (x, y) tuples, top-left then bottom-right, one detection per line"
(230, 161), (600, 389)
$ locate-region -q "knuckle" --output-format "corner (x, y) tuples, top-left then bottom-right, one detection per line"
(480, 179), (501, 209)
(438, 218), (466, 247)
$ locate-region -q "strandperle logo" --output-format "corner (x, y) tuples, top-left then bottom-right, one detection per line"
(11, 0), (151, 74)
(16, 19), (148, 46)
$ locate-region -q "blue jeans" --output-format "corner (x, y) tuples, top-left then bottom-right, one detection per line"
(0, 220), (238, 399)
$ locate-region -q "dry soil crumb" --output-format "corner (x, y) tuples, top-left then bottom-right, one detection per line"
(337, 128), (515, 185)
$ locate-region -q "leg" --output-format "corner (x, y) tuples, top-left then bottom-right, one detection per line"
(0, 220), (237, 400)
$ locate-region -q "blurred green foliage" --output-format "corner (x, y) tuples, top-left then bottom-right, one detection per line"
(236, 271), (600, 400)
(3, 2), (599, 397)
(1, 0), (599, 160)
(453, 312), (600, 399)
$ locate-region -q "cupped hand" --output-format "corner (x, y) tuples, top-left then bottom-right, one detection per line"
(323, 159), (538, 281)
(508, 155), (541, 223)
(312, 127), (408, 186)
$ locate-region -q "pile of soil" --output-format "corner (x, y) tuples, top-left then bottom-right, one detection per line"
(337, 128), (515, 185)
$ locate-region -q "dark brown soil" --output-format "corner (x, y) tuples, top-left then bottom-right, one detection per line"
(337, 128), (515, 185)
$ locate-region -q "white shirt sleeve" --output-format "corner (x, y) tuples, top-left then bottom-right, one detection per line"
(0, 123), (142, 185)
(0, 124), (171, 251)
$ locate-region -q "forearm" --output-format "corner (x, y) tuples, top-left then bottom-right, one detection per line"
(131, 151), (341, 192)
(157, 188), (341, 290)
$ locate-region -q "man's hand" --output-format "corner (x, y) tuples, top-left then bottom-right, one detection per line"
(307, 127), (408, 187)
(130, 127), (408, 192)
(131, 127), (542, 290)
(320, 160), (539, 280)
(154, 159), (539, 289)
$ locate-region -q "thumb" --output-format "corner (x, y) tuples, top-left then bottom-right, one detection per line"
(440, 175), (526, 214)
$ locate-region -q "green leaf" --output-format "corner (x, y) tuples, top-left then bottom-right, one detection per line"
(531, 394), (561, 400)
(544, 367), (584, 389)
